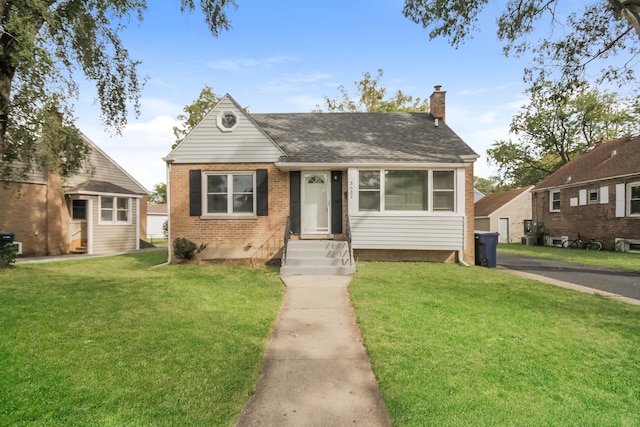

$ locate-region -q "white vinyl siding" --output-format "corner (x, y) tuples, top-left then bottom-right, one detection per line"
(66, 136), (147, 195)
(92, 197), (138, 254)
(168, 97), (284, 164)
(350, 215), (465, 251)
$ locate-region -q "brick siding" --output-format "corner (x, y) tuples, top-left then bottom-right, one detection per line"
(533, 178), (640, 249)
(169, 163), (289, 261)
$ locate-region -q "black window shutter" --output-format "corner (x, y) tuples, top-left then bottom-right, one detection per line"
(256, 169), (268, 216)
(331, 171), (343, 234)
(290, 171), (301, 234)
(189, 170), (202, 216)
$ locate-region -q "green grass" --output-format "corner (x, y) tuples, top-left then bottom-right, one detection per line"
(0, 251), (285, 426)
(350, 262), (640, 426)
(499, 243), (640, 272)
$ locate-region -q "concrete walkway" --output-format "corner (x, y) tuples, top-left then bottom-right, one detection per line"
(235, 275), (391, 427)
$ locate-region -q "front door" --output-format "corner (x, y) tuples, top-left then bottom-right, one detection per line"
(499, 218), (509, 243)
(301, 172), (330, 234)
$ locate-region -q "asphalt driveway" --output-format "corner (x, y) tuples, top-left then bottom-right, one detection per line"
(497, 252), (640, 302)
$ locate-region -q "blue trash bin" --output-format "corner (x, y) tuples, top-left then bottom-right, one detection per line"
(474, 231), (499, 268)
(0, 232), (14, 246)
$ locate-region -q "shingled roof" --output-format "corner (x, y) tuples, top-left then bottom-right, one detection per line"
(534, 134), (640, 190)
(66, 180), (141, 195)
(252, 112), (477, 164)
(474, 186), (533, 217)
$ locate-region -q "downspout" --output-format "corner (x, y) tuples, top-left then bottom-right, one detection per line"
(135, 198), (140, 250)
(165, 162), (172, 264)
(457, 250), (471, 267)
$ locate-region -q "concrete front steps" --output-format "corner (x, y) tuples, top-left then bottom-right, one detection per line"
(281, 240), (356, 276)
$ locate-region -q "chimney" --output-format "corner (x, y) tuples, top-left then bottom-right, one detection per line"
(430, 85), (446, 123)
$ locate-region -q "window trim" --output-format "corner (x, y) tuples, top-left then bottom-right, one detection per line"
(628, 181), (640, 217)
(202, 171), (257, 217)
(587, 188), (600, 205)
(98, 196), (132, 225)
(549, 190), (561, 212)
(216, 110), (239, 132)
(356, 169), (456, 213)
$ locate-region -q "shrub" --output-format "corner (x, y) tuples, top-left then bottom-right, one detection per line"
(1, 242), (18, 267)
(173, 237), (208, 260)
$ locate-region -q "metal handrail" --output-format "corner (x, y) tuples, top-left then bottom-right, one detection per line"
(346, 215), (353, 266)
(249, 222), (285, 265)
(282, 216), (291, 265)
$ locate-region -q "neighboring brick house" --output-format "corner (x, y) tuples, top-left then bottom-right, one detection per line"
(532, 134), (640, 251)
(475, 186), (534, 243)
(164, 86), (479, 265)
(0, 133), (148, 257)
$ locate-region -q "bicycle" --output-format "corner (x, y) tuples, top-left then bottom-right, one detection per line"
(562, 234), (603, 251)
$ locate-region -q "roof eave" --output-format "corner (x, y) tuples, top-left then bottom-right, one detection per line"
(274, 161), (473, 171)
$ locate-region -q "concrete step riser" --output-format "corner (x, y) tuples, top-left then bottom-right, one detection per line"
(282, 240), (354, 276)
(286, 249), (346, 258)
(280, 265), (356, 276)
(287, 242), (347, 250)
(284, 258), (351, 267)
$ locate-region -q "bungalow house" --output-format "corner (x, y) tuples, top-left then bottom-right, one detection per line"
(163, 86), (479, 270)
(474, 186), (534, 243)
(532, 134), (640, 251)
(0, 133), (148, 257)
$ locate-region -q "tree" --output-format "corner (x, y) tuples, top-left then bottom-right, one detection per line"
(0, 1), (237, 182)
(487, 81), (640, 187)
(149, 182), (167, 204)
(473, 176), (503, 194)
(172, 86), (223, 148)
(314, 69), (429, 113)
(402, 1), (640, 90)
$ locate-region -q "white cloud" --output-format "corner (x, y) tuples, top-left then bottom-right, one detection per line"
(206, 56), (298, 72)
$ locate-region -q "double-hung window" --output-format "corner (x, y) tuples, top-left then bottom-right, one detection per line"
(358, 170), (381, 211)
(629, 182), (640, 216)
(550, 190), (561, 212)
(357, 169), (455, 212)
(205, 172), (255, 215)
(433, 171), (455, 211)
(100, 197), (130, 224)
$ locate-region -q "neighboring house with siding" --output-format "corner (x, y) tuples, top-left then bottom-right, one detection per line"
(532, 134), (640, 251)
(147, 203), (168, 241)
(164, 86), (479, 266)
(0, 133), (148, 257)
(474, 186), (534, 243)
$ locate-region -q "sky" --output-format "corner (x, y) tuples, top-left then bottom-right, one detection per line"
(74, 0), (544, 191)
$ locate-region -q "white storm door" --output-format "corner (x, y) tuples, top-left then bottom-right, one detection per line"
(302, 172), (330, 234)
(498, 218), (509, 243)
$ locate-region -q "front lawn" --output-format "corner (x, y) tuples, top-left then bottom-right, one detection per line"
(499, 243), (640, 272)
(350, 262), (640, 426)
(0, 251), (284, 426)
